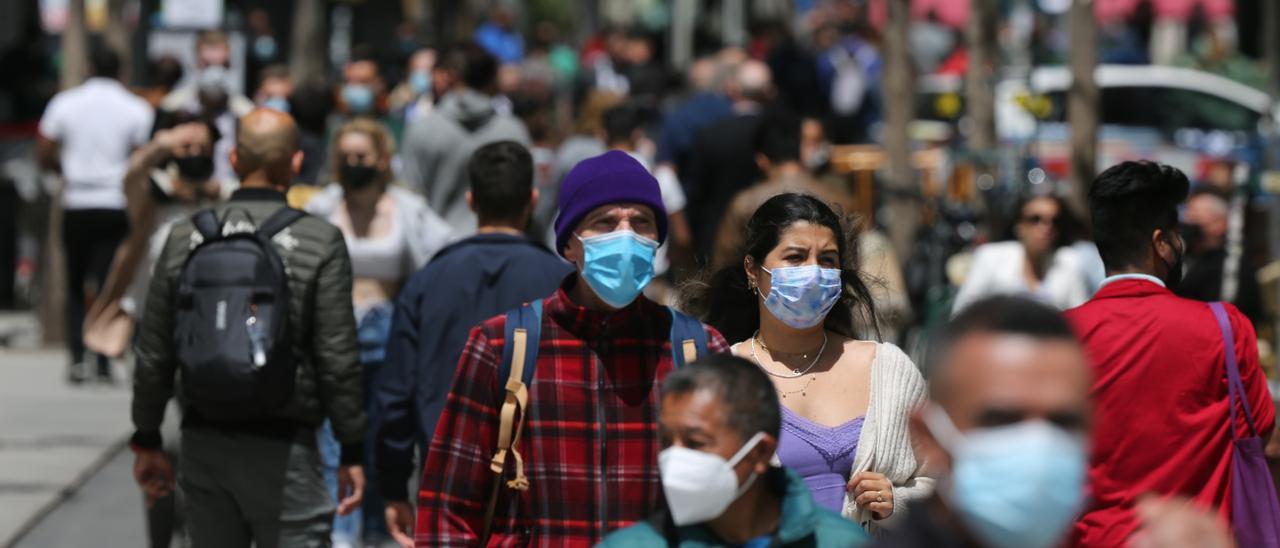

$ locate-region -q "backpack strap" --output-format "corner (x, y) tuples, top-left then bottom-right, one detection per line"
(481, 299), (543, 544)
(669, 308), (709, 368)
(255, 207), (306, 238)
(191, 209), (223, 241)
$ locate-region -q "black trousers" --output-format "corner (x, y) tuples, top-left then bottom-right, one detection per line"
(62, 208), (128, 370)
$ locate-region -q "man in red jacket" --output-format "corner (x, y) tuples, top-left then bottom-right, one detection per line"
(1066, 161), (1275, 546)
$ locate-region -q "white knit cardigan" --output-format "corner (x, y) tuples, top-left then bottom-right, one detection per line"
(745, 341), (934, 536)
(841, 343), (933, 536)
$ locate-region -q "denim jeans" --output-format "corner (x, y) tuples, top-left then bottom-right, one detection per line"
(318, 302), (394, 546)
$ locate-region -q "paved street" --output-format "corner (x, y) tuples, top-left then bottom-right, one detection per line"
(0, 313), (134, 547)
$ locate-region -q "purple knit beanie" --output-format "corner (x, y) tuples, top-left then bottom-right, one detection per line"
(554, 150), (667, 256)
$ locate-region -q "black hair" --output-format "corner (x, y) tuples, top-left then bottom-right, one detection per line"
(681, 193), (879, 343)
(662, 354), (781, 441)
(442, 42), (498, 92)
(1089, 161), (1189, 271)
(602, 103), (645, 146)
(468, 140), (533, 222)
(754, 111), (802, 165)
(1001, 193), (1079, 249)
(150, 55), (184, 89)
(90, 46), (121, 80)
(153, 110), (222, 144)
(928, 295), (1077, 400)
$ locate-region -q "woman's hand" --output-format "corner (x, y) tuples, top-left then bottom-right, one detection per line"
(848, 471), (894, 520)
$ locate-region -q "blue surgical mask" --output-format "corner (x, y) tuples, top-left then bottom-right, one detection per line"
(261, 96), (290, 114)
(409, 70), (431, 96)
(342, 84), (375, 114)
(577, 230), (658, 309)
(924, 406), (1087, 548)
(760, 265), (842, 329)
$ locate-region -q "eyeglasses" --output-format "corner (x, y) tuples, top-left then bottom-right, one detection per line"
(1020, 214), (1059, 227)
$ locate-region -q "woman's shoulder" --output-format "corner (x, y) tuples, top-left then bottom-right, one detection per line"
(973, 240), (1023, 260)
(869, 342), (924, 384)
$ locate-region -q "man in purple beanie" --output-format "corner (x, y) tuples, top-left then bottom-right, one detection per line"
(414, 150), (728, 546)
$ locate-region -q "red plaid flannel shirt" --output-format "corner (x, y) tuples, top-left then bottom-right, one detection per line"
(414, 286), (728, 547)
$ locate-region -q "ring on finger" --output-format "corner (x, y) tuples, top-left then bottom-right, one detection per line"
(877, 491), (885, 503)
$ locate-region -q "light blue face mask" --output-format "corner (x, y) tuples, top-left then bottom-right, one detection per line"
(577, 230), (659, 309)
(409, 70), (431, 96)
(924, 406), (1087, 548)
(342, 84), (375, 114)
(261, 96), (290, 114)
(760, 265), (843, 329)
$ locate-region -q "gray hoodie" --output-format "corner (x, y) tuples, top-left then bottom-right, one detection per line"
(399, 89), (530, 234)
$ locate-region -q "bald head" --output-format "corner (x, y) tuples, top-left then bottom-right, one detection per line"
(232, 108), (302, 189)
(1185, 191), (1229, 251)
(730, 60), (772, 104)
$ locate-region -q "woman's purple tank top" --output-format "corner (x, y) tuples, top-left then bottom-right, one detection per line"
(776, 405), (865, 513)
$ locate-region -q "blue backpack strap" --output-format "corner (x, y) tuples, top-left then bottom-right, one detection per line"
(668, 308), (709, 368)
(483, 299), (544, 544)
(499, 299), (543, 386)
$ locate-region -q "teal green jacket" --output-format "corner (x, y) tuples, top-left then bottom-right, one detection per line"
(599, 467), (869, 547)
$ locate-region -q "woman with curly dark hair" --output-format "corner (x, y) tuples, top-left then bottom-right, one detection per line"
(681, 192), (932, 536)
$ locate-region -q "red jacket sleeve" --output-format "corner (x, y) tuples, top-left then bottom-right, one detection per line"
(414, 324), (502, 547)
(1228, 305), (1275, 439)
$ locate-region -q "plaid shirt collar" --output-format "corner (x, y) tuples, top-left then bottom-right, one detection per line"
(547, 276), (668, 342)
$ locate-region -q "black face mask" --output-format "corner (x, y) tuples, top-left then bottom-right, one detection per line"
(1159, 231), (1185, 292)
(340, 163), (379, 189)
(174, 155), (215, 181)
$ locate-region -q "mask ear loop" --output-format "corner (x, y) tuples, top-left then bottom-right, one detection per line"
(727, 431), (769, 497)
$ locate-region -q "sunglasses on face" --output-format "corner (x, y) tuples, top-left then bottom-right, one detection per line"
(1021, 214), (1059, 227)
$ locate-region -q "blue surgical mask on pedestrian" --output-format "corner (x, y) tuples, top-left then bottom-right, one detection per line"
(342, 84), (375, 115)
(576, 230), (659, 309)
(923, 406), (1088, 548)
(759, 264), (843, 329)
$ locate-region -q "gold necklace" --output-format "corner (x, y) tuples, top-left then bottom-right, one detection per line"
(776, 375), (816, 399)
(755, 331), (824, 360)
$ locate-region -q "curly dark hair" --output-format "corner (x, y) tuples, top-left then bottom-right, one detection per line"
(680, 193), (879, 343)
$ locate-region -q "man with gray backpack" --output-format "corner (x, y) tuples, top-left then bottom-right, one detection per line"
(130, 109), (366, 548)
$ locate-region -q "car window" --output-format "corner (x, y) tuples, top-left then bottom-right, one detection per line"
(1099, 86), (1258, 132)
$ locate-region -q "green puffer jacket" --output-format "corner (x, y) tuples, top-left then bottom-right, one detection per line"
(132, 188), (364, 449)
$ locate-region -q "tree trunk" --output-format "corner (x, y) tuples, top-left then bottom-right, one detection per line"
(43, 0), (89, 347)
(105, 0), (131, 83)
(1068, 0), (1098, 215)
(59, 0), (88, 89)
(882, 0), (917, 260)
(965, 0), (998, 153)
(289, 0), (328, 89)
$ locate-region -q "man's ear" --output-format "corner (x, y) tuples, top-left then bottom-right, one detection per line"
(563, 236), (582, 266)
(753, 433), (778, 475)
(291, 150), (304, 177)
(911, 407), (951, 477)
(229, 148), (239, 174)
(754, 153), (771, 174)
(529, 188), (540, 211)
(466, 190), (476, 213)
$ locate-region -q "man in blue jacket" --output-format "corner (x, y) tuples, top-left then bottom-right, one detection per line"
(374, 141), (572, 546)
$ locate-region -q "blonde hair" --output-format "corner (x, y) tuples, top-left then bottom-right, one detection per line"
(329, 118), (396, 186)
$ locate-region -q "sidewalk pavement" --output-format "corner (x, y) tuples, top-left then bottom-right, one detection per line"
(0, 312), (132, 547)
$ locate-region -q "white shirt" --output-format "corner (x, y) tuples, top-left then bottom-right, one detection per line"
(1098, 273), (1166, 289)
(951, 241), (1093, 316)
(39, 78), (154, 210)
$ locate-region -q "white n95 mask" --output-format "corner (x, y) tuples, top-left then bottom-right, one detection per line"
(658, 431), (767, 526)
